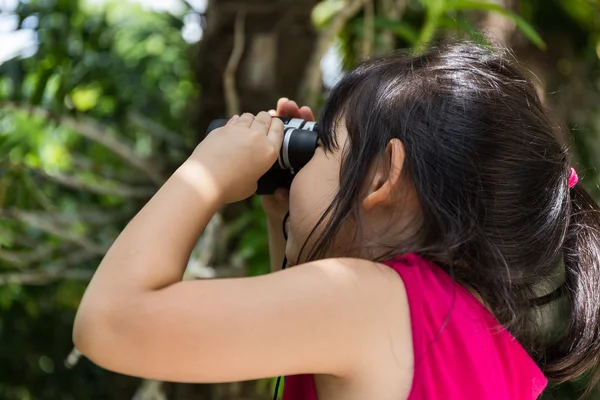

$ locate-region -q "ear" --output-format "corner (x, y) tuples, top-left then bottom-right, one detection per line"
(362, 138), (406, 211)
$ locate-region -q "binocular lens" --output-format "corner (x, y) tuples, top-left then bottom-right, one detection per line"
(279, 119), (318, 170)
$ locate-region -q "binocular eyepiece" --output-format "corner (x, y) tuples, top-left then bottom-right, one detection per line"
(206, 117), (319, 195)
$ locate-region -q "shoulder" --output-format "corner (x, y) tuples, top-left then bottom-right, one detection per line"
(290, 257), (411, 338)
(291, 257), (408, 299)
(298, 258), (413, 389)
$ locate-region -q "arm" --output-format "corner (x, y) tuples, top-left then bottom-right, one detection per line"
(72, 161), (402, 382)
(73, 112), (407, 383)
(75, 247), (391, 382)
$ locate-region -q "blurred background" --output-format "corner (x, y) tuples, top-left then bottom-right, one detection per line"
(0, 0), (599, 399)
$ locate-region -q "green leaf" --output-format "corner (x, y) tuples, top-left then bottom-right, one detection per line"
(0, 220), (15, 248)
(439, 16), (490, 46)
(444, 0), (546, 50)
(420, 0), (447, 14)
(71, 84), (102, 111)
(415, 0), (448, 51)
(372, 17), (419, 44)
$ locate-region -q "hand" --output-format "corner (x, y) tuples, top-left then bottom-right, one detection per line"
(261, 98), (315, 220)
(190, 112), (284, 204)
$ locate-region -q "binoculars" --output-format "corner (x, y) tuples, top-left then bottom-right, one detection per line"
(206, 117), (319, 195)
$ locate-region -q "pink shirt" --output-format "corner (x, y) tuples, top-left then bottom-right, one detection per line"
(282, 253), (547, 400)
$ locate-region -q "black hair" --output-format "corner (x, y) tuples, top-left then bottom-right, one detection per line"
(297, 41), (600, 395)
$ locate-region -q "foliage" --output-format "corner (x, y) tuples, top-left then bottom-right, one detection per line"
(0, 0), (199, 398)
(333, 0), (545, 69)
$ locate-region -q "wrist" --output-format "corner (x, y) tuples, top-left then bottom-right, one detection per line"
(267, 216), (288, 241)
(177, 159), (225, 207)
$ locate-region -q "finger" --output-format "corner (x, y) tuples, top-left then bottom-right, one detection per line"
(268, 109), (277, 116)
(299, 106), (315, 122)
(250, 111), (272, 135)
(234, 112), (255, 127)
(267, 116), (285, 150)
(276, 98), (289, 116)
(285, 100), (302, 118)
(226, 115), (239, 125)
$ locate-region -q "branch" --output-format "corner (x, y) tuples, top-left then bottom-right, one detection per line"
(128, 111), (191, 152)
(0, 250), (96, 286)
(0, 267), (94, 286)
(1, 102), (166, 185)
(223, 11), (246, 117)
(0, 244), (58, 267)
(299, 0), (371, 109)
(40, 209), (130, 226)
(132, 380), (166, 400)
(378, 0), (408, 52)
(0, 249), (28, 267)
(361, 0), (375, 60)
(30, 167), (156, 198)
(184, 212), (226, 280)
(196, 212), (222, 267)
(0, 209), (108, 255)
(70, 156), (156, 186)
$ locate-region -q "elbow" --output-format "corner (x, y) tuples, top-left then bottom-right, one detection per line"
(73, 294), (147, 374)
(72, 300), (117, 365)
(72, 308), (92, 356)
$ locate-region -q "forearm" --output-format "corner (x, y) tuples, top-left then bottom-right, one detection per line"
(85, 159), (222, 294)
(266, 216), (287, 271)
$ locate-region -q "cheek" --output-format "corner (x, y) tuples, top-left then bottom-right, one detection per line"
(288, 169), (319, 239)
(287, 153), (340, 257)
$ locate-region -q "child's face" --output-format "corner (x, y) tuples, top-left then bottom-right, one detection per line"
(285, 124), (349, 265)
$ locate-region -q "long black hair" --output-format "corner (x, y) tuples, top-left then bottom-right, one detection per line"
(297, 42), (600, 394)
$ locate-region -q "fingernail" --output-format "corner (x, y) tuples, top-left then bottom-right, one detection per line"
(228, 115), (239, 124)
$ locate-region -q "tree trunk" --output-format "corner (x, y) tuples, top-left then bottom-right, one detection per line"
(195, 0), (320, 141)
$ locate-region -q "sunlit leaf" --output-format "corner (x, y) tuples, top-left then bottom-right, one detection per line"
(372, 17), (419, 44)
(420, 0), (448, 14)
(71, 84), (102, 111)
(311, 0), (345, 28)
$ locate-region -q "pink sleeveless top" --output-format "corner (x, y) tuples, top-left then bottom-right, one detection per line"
(282, 253), (547, 400)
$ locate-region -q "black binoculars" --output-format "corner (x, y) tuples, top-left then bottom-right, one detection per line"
(206, 117), (319, 195)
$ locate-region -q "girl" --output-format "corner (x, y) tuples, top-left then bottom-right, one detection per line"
(73, 42), (600, 399)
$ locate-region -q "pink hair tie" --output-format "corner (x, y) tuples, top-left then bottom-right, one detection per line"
(568, 167), (579, 189)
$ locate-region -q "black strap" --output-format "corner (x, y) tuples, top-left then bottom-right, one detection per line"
(528, 284), (566, 307)
(282, 211), (290, 241)
(273, 376), (283, 400)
